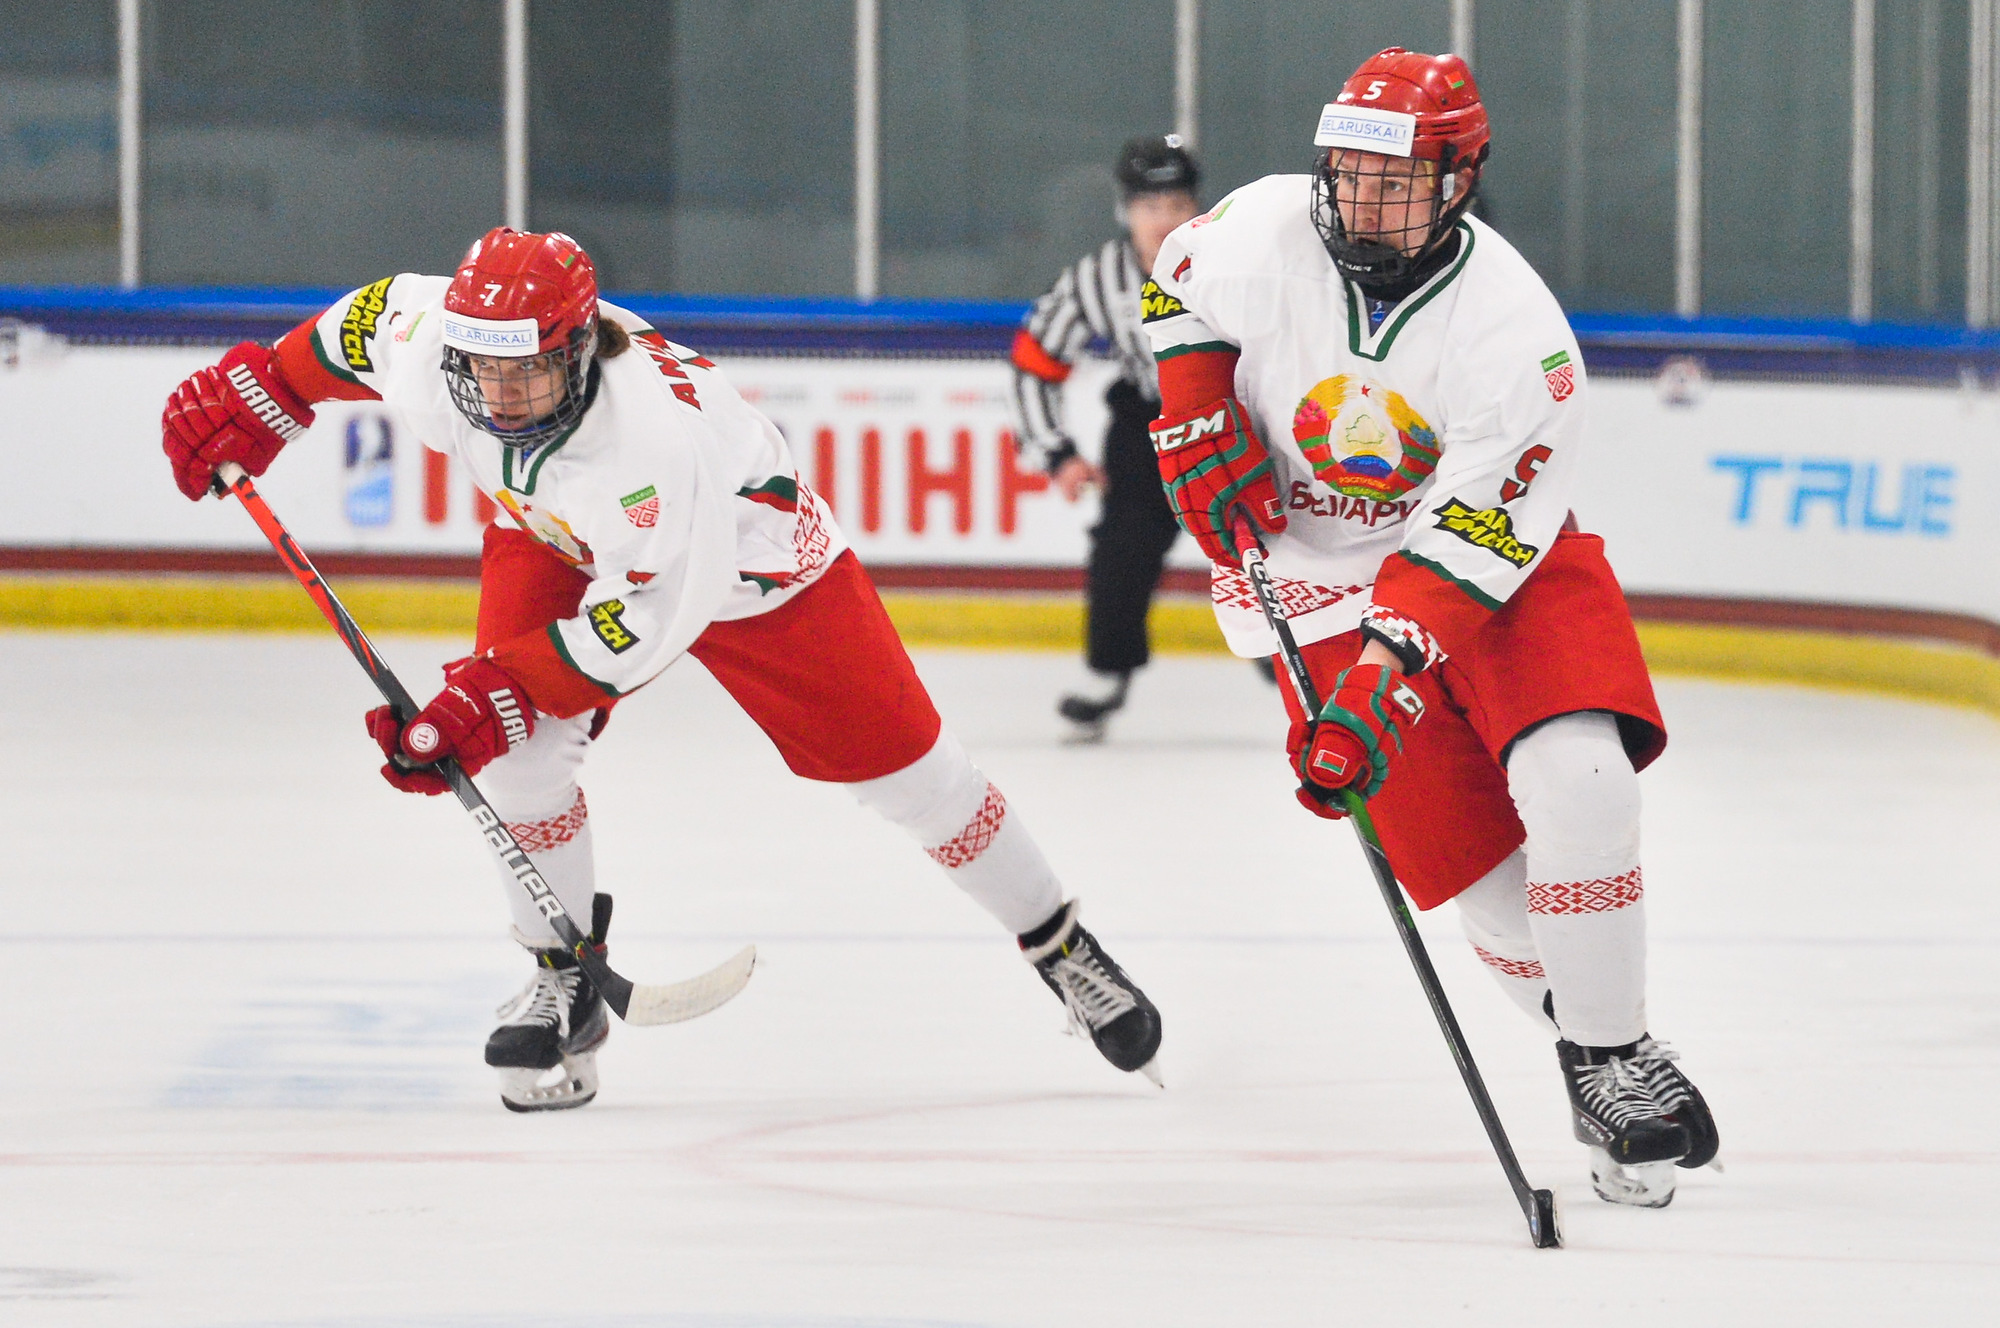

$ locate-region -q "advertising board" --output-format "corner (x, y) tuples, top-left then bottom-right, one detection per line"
(0, 342), (1193, 569)
(1582, 376), (1998, 622)
(0, 336), (1993, 623)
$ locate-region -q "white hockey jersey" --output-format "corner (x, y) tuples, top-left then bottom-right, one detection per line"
(1143, 174), (1586, 661)
(293, 275), (845, 712)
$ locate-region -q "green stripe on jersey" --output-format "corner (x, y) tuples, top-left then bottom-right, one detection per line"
(547, 624), (622, 698)
(1154, 340), (1240, 362)
(1393, 548), (1505, 611)
(309, 325), (363, 385)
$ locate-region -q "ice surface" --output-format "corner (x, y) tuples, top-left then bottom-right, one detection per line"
(4, 632), (1998, 1325)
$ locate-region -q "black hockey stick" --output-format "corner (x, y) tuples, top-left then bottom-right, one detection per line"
(1229, 513), (1561, 1249)
(213, 460), (755, 1026)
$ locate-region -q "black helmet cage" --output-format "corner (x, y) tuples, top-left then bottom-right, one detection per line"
(442, 319), (598, 449)
(1311, 142), (1486, 290)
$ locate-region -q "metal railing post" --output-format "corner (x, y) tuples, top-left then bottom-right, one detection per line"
(504, 0), (528, 232)
(1850, 0), (1876, 322)
(855, 0), (880, 301)
(1676, 0), (1704, 318)
(1971, 0), (1997, 327)
(118, 0), (141, 288)
(1175, 0), (1200, 148)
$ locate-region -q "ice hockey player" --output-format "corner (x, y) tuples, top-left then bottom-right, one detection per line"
(1009, 136), (1203, 739)
(159, 227), (1162, 1110)
(1142, 48), (1717, 1206)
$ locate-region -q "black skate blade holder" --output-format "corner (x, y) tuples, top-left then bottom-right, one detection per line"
(212, 461), (756, 1029)
(1229, 510), (1562, 1250)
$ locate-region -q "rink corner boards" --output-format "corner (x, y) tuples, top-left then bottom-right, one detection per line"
(1, 562), (1997, 720)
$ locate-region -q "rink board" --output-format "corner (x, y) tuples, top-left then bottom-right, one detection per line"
(3, 333), (1997, 717)
(4, 573), (2000, 719)
(1, 339), (1996, 621)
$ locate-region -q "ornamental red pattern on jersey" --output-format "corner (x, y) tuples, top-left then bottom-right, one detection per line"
(1526, 867), (1644, 915)
(1211, 569), (1366, 616)
(793, 484), (832, 582)
(1359, 604), (1448, 670)
(1473, 945), (1547, 980)
(506, 788), (589, 853)
(624, 496), (660, 528)
(1545, 361), (1576, 402)
(737, 484), (833, 593)
(926, 783), (1007, 868)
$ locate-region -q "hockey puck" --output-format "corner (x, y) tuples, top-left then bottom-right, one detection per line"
(1529, 1188), (1563, 1248)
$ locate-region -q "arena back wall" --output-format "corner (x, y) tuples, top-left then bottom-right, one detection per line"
(2, 293), (1997, 702)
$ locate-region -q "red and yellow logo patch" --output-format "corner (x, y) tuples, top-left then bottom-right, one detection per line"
(1542, 350), (1576, 402)
(620, 485), (659, 528)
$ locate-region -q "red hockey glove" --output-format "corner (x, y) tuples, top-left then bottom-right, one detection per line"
(1292, 664), (1426, 820)
(1149, 397), (1287, 568)
(162, 341), (316, 500)
(365, 657), (536, 795)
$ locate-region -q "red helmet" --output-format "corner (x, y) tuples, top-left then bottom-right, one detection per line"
(1310, 47), (1491, 293)
(441, 227), (602, 447)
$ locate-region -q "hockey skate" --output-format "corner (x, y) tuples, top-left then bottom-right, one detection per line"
(1057, 669), (1130, 742)
(1019, 899), (1163, 1084)
(1634, 1037), (1720, 1171)
(1557, 1036), (1714, 1206)
(486, 893), (613, 1113)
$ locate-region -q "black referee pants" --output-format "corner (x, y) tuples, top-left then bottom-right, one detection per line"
(1085, 381), (1183, 675)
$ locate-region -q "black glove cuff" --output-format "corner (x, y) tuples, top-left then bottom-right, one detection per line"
(1359, 622), (1431, 676)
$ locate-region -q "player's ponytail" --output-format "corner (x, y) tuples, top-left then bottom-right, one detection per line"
(595, 318), (631, 360)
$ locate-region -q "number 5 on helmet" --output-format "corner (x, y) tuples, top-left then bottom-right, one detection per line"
(1149, 397), (1287, 568)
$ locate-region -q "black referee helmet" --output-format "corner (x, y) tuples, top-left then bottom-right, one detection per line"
(1114, 134), (1199, 199)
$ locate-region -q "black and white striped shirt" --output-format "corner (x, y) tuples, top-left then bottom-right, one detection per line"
(1008, 237), (1159, 472)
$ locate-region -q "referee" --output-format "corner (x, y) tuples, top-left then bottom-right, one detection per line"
(1009, 135), (1202, 738)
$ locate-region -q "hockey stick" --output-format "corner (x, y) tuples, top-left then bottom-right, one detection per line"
(1229, 514), (1561, 1249)
(213, 460), (755, 1026)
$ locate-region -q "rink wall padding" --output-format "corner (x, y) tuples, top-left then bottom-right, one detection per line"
(4, 295), (1998, 714)
(0, 573), (1214, 654)
(1632, 623), (2000, 716)
(3, 572), (1998, 717)
(0, 574), (484, 636)
(5, 298), (1996, 597)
